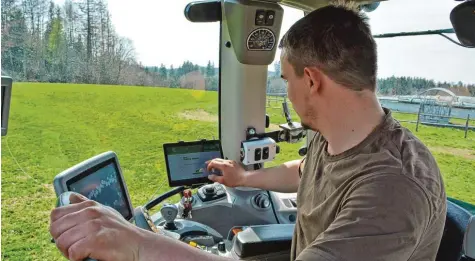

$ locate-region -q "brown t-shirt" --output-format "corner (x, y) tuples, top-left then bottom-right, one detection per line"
(291, 108), (447, 261)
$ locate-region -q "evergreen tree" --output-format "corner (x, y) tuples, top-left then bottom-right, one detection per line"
(159, 63), (167, 79)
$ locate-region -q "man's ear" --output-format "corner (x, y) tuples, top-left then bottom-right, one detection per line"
(303, 67), (321, 95)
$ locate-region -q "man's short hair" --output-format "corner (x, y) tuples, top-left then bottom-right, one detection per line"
(279, 4), (377, 91)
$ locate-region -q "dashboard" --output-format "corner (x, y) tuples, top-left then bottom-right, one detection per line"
(52, 149), (297, 260)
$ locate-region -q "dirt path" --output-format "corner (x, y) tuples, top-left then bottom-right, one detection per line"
(429, 146), (475, 160)
(178, 109), (218, 122)
(178, 110), (283, 132)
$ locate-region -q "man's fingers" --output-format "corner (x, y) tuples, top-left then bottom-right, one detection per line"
(50, 203), (102, 238)
(207, 159), (230, 171)
(68, 235), (94, 261)
(55, 220), (95, 259)
(51, 199), (97, 223)
(208, 174), (224, 184)
(69, 192), (89, 204)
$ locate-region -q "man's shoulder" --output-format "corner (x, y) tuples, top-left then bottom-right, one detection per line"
(368, 116), (446, 216)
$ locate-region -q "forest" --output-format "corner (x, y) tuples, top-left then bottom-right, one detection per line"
(1, 0), (474, 96)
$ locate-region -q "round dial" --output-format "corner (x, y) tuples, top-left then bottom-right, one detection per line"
(247, 28), (275, 51)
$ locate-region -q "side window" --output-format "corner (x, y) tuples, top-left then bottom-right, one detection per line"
(265, 7), (305, 167)
(366, 1), (475, 205)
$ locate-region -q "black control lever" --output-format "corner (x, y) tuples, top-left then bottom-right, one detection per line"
(282, 102), (293, 126)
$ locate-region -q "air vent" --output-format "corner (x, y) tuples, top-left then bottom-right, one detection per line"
(252, 193), (270, 209)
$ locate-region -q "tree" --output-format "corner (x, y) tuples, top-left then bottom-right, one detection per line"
(206, 60), (215, 77)
(159, 63), (167, 80)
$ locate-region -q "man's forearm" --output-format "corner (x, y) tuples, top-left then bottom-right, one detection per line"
(241, 159), (302, 193)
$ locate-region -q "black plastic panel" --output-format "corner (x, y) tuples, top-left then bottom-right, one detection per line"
(233, 224), (294, 258)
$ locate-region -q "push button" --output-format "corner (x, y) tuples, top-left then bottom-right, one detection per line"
(254, 148), (262, 161)
(265, 10), (275, 26)
(255, 10), (266, 25)
(263, 147), (269, 160)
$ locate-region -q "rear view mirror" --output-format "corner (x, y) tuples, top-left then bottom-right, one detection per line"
(451, 0), (475, 47)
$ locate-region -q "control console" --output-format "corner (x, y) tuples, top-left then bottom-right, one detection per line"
(198, 183), (227, 202)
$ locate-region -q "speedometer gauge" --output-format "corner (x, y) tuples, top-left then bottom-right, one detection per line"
(246, 28), (275, 51)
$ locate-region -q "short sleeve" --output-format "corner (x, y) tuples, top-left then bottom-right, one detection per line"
(298, 157), (306, 178)
(299, 132), (321, 177)
(295, 174), (431, 261)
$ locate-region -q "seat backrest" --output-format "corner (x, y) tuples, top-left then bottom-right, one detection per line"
(463, 215), (475, 260)
(436, 200), (472, 261)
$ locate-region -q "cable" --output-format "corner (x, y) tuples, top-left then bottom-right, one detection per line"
(267, 190), (280, 224)
(5, 137), (42, 185)
(438, 33), (475, 48)
(146, 180), (166, 203)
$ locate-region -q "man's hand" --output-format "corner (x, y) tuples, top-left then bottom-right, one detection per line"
(206, 158), (246, 187)
(50, 193), (143, 261)
(206, 158), (302, 193)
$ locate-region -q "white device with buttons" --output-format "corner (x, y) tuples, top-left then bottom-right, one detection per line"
(241, 137), (277, 165)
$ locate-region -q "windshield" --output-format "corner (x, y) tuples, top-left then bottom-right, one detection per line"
(1, 1), (474, 259)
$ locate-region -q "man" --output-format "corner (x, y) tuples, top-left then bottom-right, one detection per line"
(50, 4), (447, 261)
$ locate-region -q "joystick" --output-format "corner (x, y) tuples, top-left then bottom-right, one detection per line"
(161, 203), (178, 230)
(204, 185), (216, 195)
(56, 192), (97, 261)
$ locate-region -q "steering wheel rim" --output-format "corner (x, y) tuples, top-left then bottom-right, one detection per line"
(133, 206), (156, 232)
(134, 206), (182, 239)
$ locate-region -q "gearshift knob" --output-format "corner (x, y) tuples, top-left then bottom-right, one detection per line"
(56, 192), (97, 261)
(160, 204), (178, 229)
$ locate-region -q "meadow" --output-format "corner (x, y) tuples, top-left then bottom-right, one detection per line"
(1, 82), (474, 260)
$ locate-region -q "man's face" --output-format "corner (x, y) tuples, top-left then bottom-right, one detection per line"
(280, 53), (315, 130)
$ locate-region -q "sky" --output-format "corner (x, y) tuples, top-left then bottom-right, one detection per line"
(55, 0), (475, 83)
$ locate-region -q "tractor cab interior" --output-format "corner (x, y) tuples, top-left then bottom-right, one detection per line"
(2, 0), (474, 260)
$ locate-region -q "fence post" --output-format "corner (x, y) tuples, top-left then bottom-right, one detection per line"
(416, 105), (422, 132)
(465, 114), (470, 139)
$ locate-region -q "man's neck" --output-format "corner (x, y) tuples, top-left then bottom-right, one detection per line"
(319, 93), (385, 156)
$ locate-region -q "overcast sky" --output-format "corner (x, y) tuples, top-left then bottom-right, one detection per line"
(55, 0), (475, 83)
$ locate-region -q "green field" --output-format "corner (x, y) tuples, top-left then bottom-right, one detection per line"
(2, 83), (475, 260)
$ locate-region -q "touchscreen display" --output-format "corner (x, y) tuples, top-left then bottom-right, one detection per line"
(165, 142), (222, 184)
(67, 162), (130, 219)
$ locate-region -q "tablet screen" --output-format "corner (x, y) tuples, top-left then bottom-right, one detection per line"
(164, 140), (223, 187)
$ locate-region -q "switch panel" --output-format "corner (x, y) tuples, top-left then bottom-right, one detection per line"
(241, 137), (278, 165)
(255, 9), (266, 25)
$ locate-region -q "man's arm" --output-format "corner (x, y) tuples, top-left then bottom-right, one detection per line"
(207, 158), (303, 193)
(296, 173), (435, 261)
(242, 159), (303, 193)
(50, 192), (234, 261)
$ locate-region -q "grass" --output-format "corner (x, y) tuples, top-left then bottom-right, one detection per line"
(2, 82), (474, 260)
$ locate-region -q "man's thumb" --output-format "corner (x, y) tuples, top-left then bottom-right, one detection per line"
(69, 192), (88, 204)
